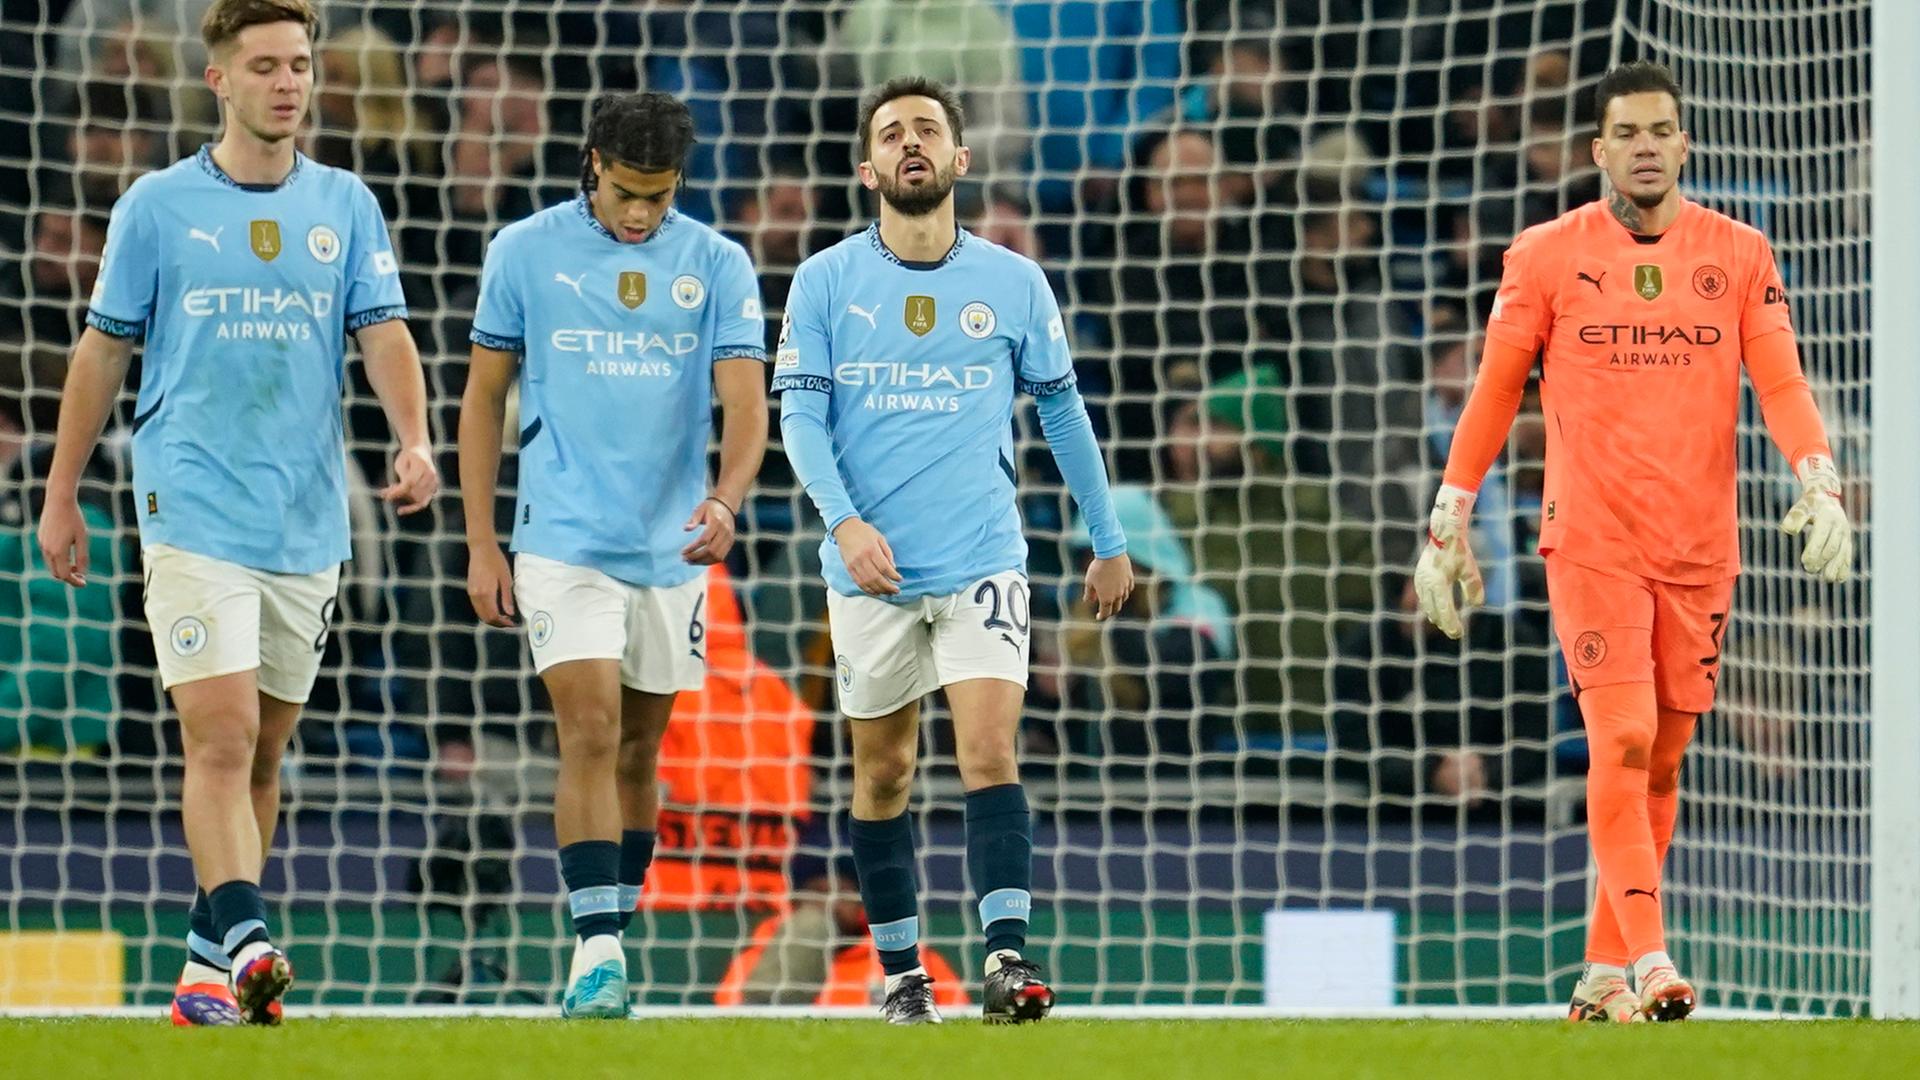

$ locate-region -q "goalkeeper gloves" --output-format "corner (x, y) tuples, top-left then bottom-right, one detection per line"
(1781, 453), (1853, 584)
(1413, 483), (1484, 640)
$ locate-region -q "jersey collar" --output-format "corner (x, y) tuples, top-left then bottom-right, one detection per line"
(866, 222), (968, 269)
(574, 193), (678, 245)
(196, 144), (303, 192)
(1603, 194), (1693, 244)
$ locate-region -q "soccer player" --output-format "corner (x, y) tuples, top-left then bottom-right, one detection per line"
(1414, 62), (1853, 1023)
(776, 76), (1132, 1024)
(36, 0), (435, 1026)
(458, 92), (769, 1019)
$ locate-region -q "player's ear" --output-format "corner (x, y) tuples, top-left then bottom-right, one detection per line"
(952, 145), (971, 179)
(855, 159), (879, 192)
(1590, 136), (1605, 170)
(588, 148), (603, 182)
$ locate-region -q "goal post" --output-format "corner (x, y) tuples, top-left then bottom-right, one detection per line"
(0, 0), (1893, 1017)
(1869, 0), (1920, 1023)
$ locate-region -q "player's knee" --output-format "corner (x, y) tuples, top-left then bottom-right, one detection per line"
(556, 708), (621, 764)
(183, 725), (256, 778)
(856, 746), (917, 805)
(1647, 750), (1685, 795)
(249, 744), (285, 790)
(615, 737), (659, 788)
(954, 734), (1017, 787)
(1589, 722), (1657, 770)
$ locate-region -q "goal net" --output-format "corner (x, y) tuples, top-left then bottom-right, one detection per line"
(0, 0), (1871, 1014)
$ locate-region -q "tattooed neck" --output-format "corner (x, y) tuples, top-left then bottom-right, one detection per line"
(1609, 190), (1646, 233)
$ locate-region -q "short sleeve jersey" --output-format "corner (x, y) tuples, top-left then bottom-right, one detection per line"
(1483, 198), (1793, 583)
(85, 147), (407, 574)
(471, 197), (767, 588)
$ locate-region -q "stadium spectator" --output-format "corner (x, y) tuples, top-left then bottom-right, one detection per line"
(0, 396), (122, 756)
(1272, 197), (1424, 524)
(406, 51), (572, 304)
(1052, 484), (1236, 764)
(1083, 127), (1280, 479)
(311, 26), (430, 218)
(54, 82), (170, 212)
(1, 206), (110, 350)
(827, 0), (1031, 177)
(1328, 573), (1557, 812)
(1171, 6), (1300, 204)
(726, 164), (832, 350)
(1159, 367), (1371, 737)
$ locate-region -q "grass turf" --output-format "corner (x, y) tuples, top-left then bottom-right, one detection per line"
(5, 1018), (1919, 1080)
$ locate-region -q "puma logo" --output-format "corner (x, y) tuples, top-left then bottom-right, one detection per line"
(847, 302), (879, 329)
(189, 226), (223, 253)
(999, 632), (1020, 653)
(1625, 887), (1659, 901)
(1576, 271), (1606, 293)
(553, 272), (585, 298)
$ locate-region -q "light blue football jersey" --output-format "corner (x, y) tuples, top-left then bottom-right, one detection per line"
(471, 196), (767, 588)
(86, 146), (407, 575)
(773, 226), (1078, 600)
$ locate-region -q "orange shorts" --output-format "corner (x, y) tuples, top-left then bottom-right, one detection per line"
(1544, 554), (1735, 714)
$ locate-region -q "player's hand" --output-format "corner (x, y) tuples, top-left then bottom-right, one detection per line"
(1781, 454), (1853, 584)
(381, 445), (439, 515)
(36, 495), (91, 588)
(681, 497), (736, 565)
(466, 542), (517, 627)
(1084, 553), (1135, 621)
(833, 518), (902, 596)
(1412, 484), (1484, 640)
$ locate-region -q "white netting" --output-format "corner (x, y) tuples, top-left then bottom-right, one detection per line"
(0, 0), (1870, 1013)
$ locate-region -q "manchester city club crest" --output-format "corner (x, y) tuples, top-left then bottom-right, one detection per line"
(250, 219), (281, 262)
(530, 611), (555, 648)
(959, 300), (996, 339)
(306, 224), (341, 264)
(672, 274), (705, 309)
(905, 295), (936, 337)
(836, 654), (854, 693)
(1634, 263), (1663, 301)
(618, 271), (647, 309)
(1692, 263), (1728, 300)
(171, 616), (208, 657)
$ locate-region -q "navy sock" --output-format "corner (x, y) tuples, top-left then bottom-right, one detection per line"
(966, 783), (1032, 957)
(849, 812), (922, 976)
(207, 880), (271, 960)
(187, 888), (229, 971)
(617, 830), (655, 933)
(559, 840), (622, 940)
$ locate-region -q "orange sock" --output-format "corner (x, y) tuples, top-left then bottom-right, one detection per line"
(1577, 683), (1666, 961)
(1587, 706), (1697, 964)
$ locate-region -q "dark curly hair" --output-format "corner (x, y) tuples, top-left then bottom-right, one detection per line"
(579, 91), (695, 192)
(1594, 61), (1683, 132)
(855, 75), (966, 159)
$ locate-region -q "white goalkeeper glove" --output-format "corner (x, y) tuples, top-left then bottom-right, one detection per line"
(1781, 454), (1853, 584)
(1413, 484), (1484, 640)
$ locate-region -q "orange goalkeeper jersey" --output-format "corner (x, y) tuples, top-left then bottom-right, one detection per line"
(1477, 198), (1809, 584)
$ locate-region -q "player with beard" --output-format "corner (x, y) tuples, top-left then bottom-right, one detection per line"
(1413, 62), (1853, 1022)
(774, 76), (1131, 1024)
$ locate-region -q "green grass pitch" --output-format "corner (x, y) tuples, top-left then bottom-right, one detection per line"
(5, 1018), (1919, 1080)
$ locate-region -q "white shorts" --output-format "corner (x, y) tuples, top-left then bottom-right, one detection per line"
(826, 569), (1031, 719)
(142, 544), (341, 704)
(513, 552), (707, 694)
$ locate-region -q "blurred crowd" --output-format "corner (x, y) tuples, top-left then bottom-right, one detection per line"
(0, 0), (1868, 824)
